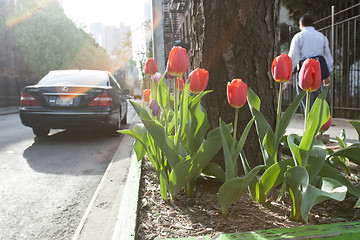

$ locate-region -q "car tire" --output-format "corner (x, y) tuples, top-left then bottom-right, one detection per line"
(104, 113), (120, 137)
(121, 111), (127, 125)
(33, 127), (50, 137)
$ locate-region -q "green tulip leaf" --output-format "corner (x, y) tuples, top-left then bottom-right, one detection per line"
(131, 101), (181, 168)
(261, 158), (295, 196)
(218, 164), (265, 216)
(220, 118), (237, 180)
(202, 163), (225, 181)
(300, 88), (330, 153)
(263, 129), (276, 166)
(247, 88), (275, 167)
(277, 90), (306, 143)
(350, 120), (360, 141)
(187, 131), (223, 181)
(233, 117), (255, 161)
(184, 99), (210, 156)
(119, 124), (149, 161)
(159, 169), (169, 201)
(176, 81), (191, 145)
(133, 139), (147, 161)
(301, 178), (347, 222)
(284, 166), (309, 222)
(319, 163), (360, 199)
(169, 160), (191, 198)
(218, 178), (245, 216)
(306, 140), (327, 183)
(247, 87), (261, 111)
(330, 144), (360, 165)
(157, 75), (169, 110)
(189, 90), (213, 109)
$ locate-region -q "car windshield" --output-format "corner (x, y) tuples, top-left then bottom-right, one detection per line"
(37, 71), (109, 86)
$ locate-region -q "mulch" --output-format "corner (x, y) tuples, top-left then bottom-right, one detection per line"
(135, 158), (360, 240)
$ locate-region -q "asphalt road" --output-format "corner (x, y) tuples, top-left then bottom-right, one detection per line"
(0, 103), (136, 240)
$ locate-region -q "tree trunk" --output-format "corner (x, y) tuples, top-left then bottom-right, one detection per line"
(190, 0), (280, 167)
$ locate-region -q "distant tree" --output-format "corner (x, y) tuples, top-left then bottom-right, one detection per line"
(281, 0), (339, 25)
(11, 0), (111, 77)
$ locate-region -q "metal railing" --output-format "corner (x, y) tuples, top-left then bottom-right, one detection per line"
(283, 3), (360, 119)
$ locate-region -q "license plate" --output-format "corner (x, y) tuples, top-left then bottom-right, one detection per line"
(56, 97), (73, 106)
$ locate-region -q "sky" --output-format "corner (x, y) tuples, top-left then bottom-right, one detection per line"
(62, 0), (147, 31)
(62, 0), (150, 62)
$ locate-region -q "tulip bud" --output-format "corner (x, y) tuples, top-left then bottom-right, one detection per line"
(320, 116), (332, 133)
(149, 99), (160, 116)
(188, 68), (209, 94)
(166, 46), (189, 77)
(151, 72), (162, 84)
(271, 54), (293, 83)
(143, 89), (151, 104)
(227, 79), (247, 109)
(299, 58), (322, 92)
(145, 58), (158, 76)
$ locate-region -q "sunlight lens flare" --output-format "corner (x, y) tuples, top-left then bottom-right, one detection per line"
(5, 0), (53, 27)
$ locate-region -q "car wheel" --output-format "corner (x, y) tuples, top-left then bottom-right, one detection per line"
(33, 127), (50, 137)
(121, 110), (127, 125)
(104, 113), (120, 137)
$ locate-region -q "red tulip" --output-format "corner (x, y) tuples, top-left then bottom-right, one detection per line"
(227, 79), (247, 108)
(145, 58), (158, 76)
(320, 116), (332, 133)
(188, 68), (209, 94)
(299, 58), (321, 92)
(177, 77), (184, 91)
(143, 89), (151, 104)
(166, 46), (189, 77)
(271, 54), (293, 83)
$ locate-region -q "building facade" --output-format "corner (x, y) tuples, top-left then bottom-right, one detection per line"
(0, 0), (36, 106)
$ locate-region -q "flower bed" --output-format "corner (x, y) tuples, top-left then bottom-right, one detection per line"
(135, 158), (360, 240)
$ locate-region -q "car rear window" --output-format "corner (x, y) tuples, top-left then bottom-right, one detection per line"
(37, 71), (109, 86)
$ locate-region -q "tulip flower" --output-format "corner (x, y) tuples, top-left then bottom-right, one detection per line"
(188, 68), (209, 94)
(271, 54), (293, 83)
(320, 116), (332, 133)
(145, 58), (158, 76)
(166, 46), (189, 77)
(149, 99), (160, 116)
(151, 72), (162, 84)
(177, 77), (184, 91)
(227, 79), (247, 109)
(226, 78), (248, 153)
(143, 89), (151, 104)
(298, 58), (321, 92)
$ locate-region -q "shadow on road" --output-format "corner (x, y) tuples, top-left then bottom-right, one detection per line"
(23, 129), (125, 175)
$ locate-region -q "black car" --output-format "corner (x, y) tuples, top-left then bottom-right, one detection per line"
(19, 70), (128, 137)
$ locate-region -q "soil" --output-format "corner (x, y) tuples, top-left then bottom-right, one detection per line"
(136, 158), (360, 240)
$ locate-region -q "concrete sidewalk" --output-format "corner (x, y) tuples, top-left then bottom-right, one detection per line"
(287, 114), (359, 144)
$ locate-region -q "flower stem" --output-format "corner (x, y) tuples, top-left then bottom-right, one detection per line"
(270, 83), (283, 164)
(231, 108), (239, 153)
(174, 77), (178, 136)
(304, 91), (311, 130)
(276, 83), (283, 128)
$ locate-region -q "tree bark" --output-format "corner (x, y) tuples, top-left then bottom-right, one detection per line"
(190, 0), (280, 167)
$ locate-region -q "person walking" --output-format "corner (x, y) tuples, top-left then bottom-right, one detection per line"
(288, 13), (333, 113)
